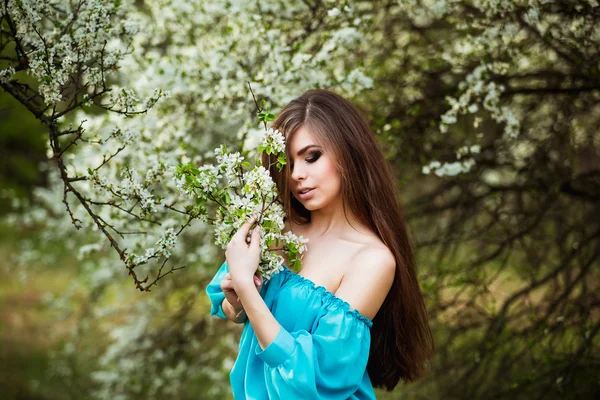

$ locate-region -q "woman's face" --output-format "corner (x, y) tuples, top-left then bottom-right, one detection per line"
(287, 126), (342, 211)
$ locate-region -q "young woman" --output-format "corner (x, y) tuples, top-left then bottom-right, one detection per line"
(206, 89), (434, 399)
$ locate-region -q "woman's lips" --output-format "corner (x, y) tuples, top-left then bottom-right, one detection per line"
(298, 188), (315, 199)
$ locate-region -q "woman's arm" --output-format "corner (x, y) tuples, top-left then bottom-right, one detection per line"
(222, 297), (247, 324)
(235, 279), (282, 350)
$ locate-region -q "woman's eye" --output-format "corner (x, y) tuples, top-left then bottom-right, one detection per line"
(306, 152), (321, 163)
(290, 152), (321, 170)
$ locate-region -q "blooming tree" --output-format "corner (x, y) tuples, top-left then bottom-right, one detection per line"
(175, 123), (309, 280)
(1, 0), (375, 398)
(1, 0), (598, 399)
(359, 1), (600, 398)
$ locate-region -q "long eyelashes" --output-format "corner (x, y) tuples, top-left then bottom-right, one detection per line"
(290, 151), (321, 170)
(306, 151), (321, 163)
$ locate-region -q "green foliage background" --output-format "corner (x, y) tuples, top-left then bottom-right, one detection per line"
(1, 1), (599, 399)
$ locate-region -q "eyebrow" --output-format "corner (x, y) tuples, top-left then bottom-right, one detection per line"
(296, 144), (321, 157)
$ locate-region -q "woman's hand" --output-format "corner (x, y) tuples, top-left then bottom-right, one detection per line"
(220, 272), (263, 312)
(225, 214), (262, 291)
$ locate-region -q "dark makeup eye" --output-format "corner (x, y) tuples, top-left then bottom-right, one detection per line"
(306, 151), (321, 163)
(290, 151), (321, 170)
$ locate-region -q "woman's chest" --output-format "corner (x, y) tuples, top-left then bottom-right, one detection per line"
(280, 238), (366, 294)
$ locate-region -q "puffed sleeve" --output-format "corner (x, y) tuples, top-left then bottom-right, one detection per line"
(205, 260), (229, 319)
(254, 305), (371, 399)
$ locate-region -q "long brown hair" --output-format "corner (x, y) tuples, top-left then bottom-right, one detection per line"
(262, 89), (434, 390)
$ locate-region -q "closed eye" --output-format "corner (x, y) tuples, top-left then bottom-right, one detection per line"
(306, 151), (321, 163)
(290, 151), (321, 170)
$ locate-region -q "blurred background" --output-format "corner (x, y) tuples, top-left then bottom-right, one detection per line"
(1, 1), (599, 399)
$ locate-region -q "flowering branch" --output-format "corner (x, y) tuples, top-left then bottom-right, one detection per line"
(1, 0), (174, 291)
(174, 93), (308, 280)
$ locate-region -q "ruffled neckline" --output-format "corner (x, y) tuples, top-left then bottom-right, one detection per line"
(280, 266), (374, 328)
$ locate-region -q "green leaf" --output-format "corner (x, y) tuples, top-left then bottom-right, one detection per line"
(222, 191), (231, 203)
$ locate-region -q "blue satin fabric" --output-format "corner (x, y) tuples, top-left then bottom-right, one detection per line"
(206, 260), (377, 400)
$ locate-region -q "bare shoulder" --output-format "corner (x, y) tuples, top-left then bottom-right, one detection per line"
(334, 242), (396, 321)
(352, 243), (396, 287)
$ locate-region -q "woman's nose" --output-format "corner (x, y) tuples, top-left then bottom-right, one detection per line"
(291, 164), (307, 181)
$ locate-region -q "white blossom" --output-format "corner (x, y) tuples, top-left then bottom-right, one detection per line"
(3, 0), (586, 398)
(260, 128), (286, 155)
(0, 66), (15, 83)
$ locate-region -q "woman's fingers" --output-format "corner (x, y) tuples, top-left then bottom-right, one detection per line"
(232, 214), (258, 244)
(220, 277), (233, 290)
(221, 270), (261, 295)
(222, 277), (260, 293)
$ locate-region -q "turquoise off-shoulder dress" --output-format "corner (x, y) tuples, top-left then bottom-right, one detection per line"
(206, 260), (377, 400)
